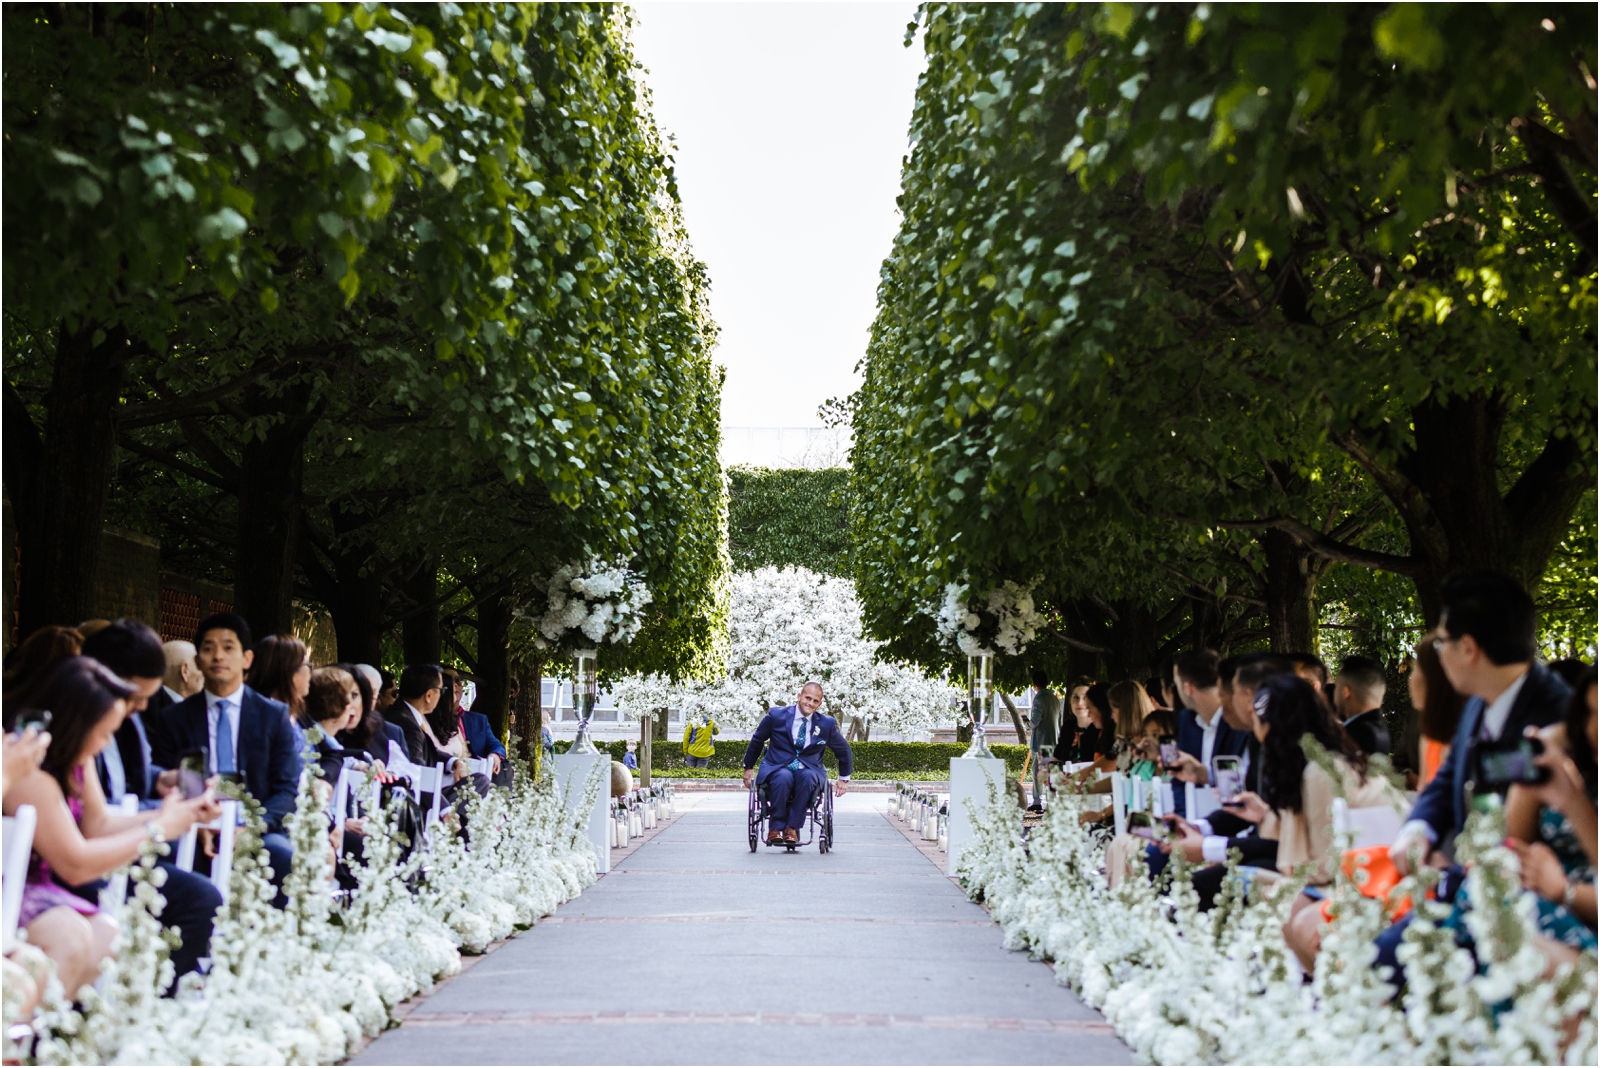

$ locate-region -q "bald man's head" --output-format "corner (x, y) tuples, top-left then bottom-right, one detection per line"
(797, 682), (824, 715)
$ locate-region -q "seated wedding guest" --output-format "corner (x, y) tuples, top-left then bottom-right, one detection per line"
(1076, 681), (1156, 824)
(151, 614), (303, 898)
(2, 625), (83, 717)
(384, 664), (486, 801)
(337, 664), (406, 766)
(79, 621), (225, 984)
(1288, 652), (1329, 689)
(1408, 640), (1466, 789)
(1054, 681), (1113, 770)
(5, 658), (217, 995)
(249, 635), (312, 729)
(306, 668), (366, 785)
(1163, 651), (1252, 802)
(1049, 678), (1098, 766)
(1144, 676), (1169, 710)
(442, 668), (511, 789)
(1334, 655), (1391, 758)
(161, 640), (203, 707)
(1505, 667), (1597, 952)
(374, 668), (398, 714)
(2, 723), (51, 1021)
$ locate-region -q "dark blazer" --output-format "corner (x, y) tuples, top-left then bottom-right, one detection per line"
(1052, 721), (1110, 765)
(1342, 709), (1392, 758)
(1176, 707), (1252, 766)
(460, 710), (507, 760)
(743, 705), (853, 783)
(384, 701), (454, 768)
(1408, 662), (1570, 851)
(152, 685), (304, 834)
(116, 712), (161, 801)
(312, 735), (351, 788)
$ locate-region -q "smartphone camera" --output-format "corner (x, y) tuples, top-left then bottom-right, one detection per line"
(177, 748), (209, 800)
(1158, 735), (1179, 767)
(1477, 736), (1549, 788)
(13, 709), (51, 735)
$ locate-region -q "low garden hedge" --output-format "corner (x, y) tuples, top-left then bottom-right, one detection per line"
(552, 739), (1031, 776)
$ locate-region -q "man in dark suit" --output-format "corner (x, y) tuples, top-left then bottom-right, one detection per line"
(742, 682), (853, 845)
(1335, 654), (1392, 758)
(80, 619), (225, 982)
(150, 613), (304, 898)
(1163, 650), (1252, 816)
(439, 669), (512, 789)
(1373, 573), (1571, 982)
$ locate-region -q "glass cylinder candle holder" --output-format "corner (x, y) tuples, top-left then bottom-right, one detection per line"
(961, 654), (996, 759)
(570, 648), (600, 755)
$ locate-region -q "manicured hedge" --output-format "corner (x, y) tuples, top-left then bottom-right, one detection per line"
(552, 739), (1030, 775)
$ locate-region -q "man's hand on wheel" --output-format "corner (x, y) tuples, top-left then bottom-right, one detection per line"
(834, 779), (848, 797)
(742, 768), (753, 789)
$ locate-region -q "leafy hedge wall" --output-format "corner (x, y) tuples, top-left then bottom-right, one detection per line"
(553, 739), (1029, 775)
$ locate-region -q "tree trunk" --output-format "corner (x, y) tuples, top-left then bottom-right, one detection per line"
(1260, 528), (1321, 653)
(999, 691), (1028, 747)
(511, 658), (543, 770)
(234, 390), (314, 640)
(402, 558), (441, 664)
(1341, 391), (1590, 625)
(14, 323), (131, 636)
(320, 503), (390, 665)
(475, 594), (513, 740)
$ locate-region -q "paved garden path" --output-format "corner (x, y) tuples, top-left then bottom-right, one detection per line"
(351, 793), (1130, 1065)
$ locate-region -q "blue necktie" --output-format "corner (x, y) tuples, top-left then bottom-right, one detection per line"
(789, 716), (808, 771)
(216, 700), (237, 774)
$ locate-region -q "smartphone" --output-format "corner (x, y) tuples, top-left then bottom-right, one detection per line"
(1477, 736), (1549, 787)
(177, 748), (209, 800)
(1158, 735), (1179, 767)
(13, 709), (51, 735)
(1127, 811), (1155, 829)
(1214, 756), (1242, 804)
(1130, 825), (1163, 842)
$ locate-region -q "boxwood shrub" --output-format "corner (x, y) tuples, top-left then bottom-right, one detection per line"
(552, 739), (1030, 776)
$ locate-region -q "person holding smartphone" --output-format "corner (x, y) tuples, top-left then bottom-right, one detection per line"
(4, 658), (218, 996)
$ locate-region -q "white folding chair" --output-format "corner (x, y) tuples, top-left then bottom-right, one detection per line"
(1331, 798), (1406, 849)
(3, 805), (38, 952)
(1110, 772), (1127, 837)
(1151, 779), (1167, 819)
(1184, 782), (1221, 820)
(174, 800), (239, 904)
(413, 763), (447, 830)
(99, 794), (141, 911)
(467, 757), (492, 778)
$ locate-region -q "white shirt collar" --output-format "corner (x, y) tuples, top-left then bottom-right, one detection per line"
(205, 687), (240, 712)
(1480, 669), (1530, 742)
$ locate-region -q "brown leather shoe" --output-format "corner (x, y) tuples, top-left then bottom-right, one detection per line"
(767, 829), (784, 845)
(783, 828), (799, 843)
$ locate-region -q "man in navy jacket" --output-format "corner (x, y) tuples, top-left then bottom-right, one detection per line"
(1391, 573), (1571, 871)
(742, 682), (852, 845)
(151, 613), (303, 898)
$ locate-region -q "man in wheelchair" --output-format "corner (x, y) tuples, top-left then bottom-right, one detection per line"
(742, 682), (852, 845)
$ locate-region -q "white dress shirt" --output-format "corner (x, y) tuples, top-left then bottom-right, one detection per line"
(205, 686), (244, 774)
(1198, 710), (1220, 769)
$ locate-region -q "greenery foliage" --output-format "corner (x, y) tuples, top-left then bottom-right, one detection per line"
(850, 2), (1597, 678)
(556, 737), (1031, 776)
(726, 466), (852, 578)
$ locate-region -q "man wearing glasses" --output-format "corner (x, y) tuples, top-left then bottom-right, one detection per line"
(1390, 571), (1572, 874)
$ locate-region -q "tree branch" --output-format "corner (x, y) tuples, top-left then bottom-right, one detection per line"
(117, 437), (239, 493)
(1043, 624), (1112, 655)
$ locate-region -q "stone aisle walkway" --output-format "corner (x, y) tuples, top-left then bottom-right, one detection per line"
(351, 793), (1130, 1065)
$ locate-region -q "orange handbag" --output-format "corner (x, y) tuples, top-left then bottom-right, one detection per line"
(1318, 846), (1420, 924)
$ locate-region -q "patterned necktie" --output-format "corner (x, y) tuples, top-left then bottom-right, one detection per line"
(216, 699), (237, 774)
(789, 714), (809, 771)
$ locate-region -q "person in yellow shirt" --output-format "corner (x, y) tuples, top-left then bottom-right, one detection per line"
(682, 713), (718, 767)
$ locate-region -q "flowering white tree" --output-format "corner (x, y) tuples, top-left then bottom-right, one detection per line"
(612, 567), (958, 733)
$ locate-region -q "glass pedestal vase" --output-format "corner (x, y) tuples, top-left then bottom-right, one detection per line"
(569, 648), (600, 755)
(961, 653), (995, 759)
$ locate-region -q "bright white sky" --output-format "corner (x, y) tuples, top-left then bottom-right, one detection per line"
(631, 3), (926, 430)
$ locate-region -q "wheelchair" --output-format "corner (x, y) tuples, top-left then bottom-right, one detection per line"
(747, 773), (834, 854)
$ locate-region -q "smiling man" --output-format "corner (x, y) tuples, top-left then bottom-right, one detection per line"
(742, 682), (852, 845)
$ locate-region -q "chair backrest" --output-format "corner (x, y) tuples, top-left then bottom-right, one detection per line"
(467, 757), (492, 778)
(172, 798), (240, 906)
(3, 805), (38, 951)
(1110, 772), (1127, 837)
(414, 763), (446, 828)
(1331, 798), (1406, 850)
(1184, 782), (1222, 820)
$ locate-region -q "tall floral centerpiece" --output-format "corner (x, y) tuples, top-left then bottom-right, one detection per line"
(533, 557), (652, 755)
(932, 578), (1041, 758)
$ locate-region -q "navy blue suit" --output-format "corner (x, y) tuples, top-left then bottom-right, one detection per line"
(1406, 662), (1569, 852)
(1171, 707), (1250, 817)
(743, 706), (853, 831)
(152, 685), (304, 898)
(460, 710), (507, 760)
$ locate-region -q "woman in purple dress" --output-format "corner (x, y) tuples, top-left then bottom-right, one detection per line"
(5, 657), (217, 997)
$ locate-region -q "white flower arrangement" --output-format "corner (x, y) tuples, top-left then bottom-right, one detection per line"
(15, 758), (604, 1065)
(611, 567), (960, 733)
(534, 557), (653, 648)
(953, 780), (1598, 1065)
(934, 577), (1041, 657)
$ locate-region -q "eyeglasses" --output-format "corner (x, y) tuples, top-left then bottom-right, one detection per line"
(1430, 634), (1460, 653)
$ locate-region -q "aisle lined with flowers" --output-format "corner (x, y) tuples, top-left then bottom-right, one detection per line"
(352, 792), (1132, 1066)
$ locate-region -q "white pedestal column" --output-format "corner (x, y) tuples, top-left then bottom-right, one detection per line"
(553, 751), (612, 874)
(947, 756), (1006, 877)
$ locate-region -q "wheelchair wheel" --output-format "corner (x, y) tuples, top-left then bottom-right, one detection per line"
(747, 785), (762, 853)
(818, 783), (833, 853)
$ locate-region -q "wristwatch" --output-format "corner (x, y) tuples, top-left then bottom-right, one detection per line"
(144, 819), (166, 844)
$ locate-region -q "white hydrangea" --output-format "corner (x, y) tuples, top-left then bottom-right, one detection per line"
(536, 557), (652, 648)
(612, 567), (959, 732)
(934, 577), (1041, 657)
